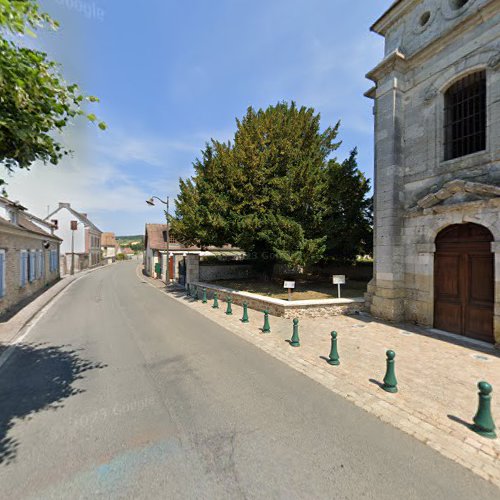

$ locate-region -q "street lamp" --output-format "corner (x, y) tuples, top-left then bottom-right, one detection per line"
(146, 195), (170, 283)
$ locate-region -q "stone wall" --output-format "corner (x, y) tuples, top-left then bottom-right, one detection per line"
(199, 263), (255, 282)
(0, 229), (60, 318)
(189, 282), (365, 319)
(366, 0), (500, 346)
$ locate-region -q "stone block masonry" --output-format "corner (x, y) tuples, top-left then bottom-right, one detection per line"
(366, 0), (500, 346)
(191, 281), (365, 319)
(0, 231), (60, 319)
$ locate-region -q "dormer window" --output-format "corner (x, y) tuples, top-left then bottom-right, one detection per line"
(444, 71), (486, 161)
(8, 210), (18, 225)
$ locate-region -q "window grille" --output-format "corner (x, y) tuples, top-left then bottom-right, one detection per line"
(444, 71), (486, 161)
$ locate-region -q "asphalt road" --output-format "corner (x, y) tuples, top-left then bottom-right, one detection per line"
(0, 261), (497, 499)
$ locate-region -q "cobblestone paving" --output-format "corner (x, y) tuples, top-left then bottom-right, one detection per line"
(141, 272), (500, 487)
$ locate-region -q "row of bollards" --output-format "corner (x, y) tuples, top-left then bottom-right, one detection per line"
(188, 285), (496, 440)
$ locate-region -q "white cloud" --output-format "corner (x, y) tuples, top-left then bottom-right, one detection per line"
(4, 157), (151, 218)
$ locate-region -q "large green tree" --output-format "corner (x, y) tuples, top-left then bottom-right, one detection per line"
(323, 148), (373, 262)
(173, 102), (341, 274)
(0, 0), (105, 189)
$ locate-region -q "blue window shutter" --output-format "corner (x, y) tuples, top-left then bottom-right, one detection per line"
(41, 251), (45, 277)
(29, 252), (35, 282)
(20, 252), (26, 286)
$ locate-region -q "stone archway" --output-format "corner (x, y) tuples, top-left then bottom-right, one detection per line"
(434, 223), (494, 343)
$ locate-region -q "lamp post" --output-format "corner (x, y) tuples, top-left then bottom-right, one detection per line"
(146, 196), (170, 283)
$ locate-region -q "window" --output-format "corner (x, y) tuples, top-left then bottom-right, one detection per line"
(29, 250), (36, 282)
(163, 231), (176, 244)
(0, 250), (5, 298)
(40, 250), (45, 278)
(444, 71), (486, 161)
(50, 250), (58, 273)
(20, 250), (28, 287)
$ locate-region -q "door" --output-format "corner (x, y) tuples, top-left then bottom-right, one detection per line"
(434, 223), (494, 343)
(169, 256), (174, 280)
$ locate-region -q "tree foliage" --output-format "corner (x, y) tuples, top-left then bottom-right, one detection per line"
(323, 149), (373, 262)
(174, 102), (348, 274)
(0, 0), (105, 189)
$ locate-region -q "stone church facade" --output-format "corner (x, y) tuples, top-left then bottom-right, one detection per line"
(365, 0), (500, 346)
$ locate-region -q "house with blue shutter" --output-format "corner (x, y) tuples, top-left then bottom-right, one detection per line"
(0, 196), (61, 319)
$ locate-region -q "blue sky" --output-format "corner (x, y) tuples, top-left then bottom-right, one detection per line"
(7, 0), (393, 235)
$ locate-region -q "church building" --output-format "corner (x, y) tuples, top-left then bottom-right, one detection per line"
(365, 0), (500, 346)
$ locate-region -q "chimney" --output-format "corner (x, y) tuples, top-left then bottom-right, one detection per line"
(81, 213), (88, 217)
(59, 202), (71, 209)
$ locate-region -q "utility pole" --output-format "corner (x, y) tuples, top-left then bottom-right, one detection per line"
(165, 196), (170, 283)
(70, 220), (77, 275)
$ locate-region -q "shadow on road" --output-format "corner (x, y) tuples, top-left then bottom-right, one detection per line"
(0, 343), (107, 465)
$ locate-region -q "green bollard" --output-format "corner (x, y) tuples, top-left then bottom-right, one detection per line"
(262, 310), (271, 333)
(472, 381), (496, 439)
(382, 350), (398, 393)
(202, 288), (207, 304)
(226, 296), (233, 316)
(212, 292), (219, 309)
(328, 331), (340, 365)
(186, 284), (191, 296)
(241, 302), (249, 323)
(194, 286), (199, 301)
(290, 318), (300, 347)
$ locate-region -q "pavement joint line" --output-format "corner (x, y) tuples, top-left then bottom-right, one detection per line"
(136, 268), (500, 488)
(0, 264), (112, 372)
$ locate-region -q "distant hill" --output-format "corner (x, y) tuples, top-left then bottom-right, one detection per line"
(116, 235), (144, 251)
(116, 235), (144, 244)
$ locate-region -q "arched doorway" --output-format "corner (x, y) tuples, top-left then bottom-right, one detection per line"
(434, 223), (494, 343)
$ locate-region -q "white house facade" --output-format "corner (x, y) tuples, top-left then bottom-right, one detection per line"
(46, 202), (102, 274)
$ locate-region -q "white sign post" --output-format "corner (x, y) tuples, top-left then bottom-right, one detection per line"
(284, 281), (295, 301)
(332, 275), (346, 298)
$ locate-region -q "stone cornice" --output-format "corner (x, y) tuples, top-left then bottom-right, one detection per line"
(370, 0), (416, 36)
(406, 180), (500, 216)
(416, 180), (500, 209)
(364, 86), (377, 99)
(366, 49), (407, 83)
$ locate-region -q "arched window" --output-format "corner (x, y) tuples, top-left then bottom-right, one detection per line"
(444, 71), (486, 160)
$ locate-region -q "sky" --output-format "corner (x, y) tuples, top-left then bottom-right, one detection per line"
(5, 0), (393, 236)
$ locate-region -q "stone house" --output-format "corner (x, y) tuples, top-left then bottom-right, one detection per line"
(46, 202), (102, 274)
(0, 197), (61, 318)
(365, 0), (499, 346)
(144, 223), (244, 283)
(101, 232), (119, 264)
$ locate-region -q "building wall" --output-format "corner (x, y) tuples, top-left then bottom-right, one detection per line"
(51, 207), (86, 255)
(0, 229), (60, 317)
(367, 0), (500, 345)
(199, 263), (255, 282)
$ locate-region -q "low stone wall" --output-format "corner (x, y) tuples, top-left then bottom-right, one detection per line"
(190, 281), (365, 319)
(199, 264), (255, 282)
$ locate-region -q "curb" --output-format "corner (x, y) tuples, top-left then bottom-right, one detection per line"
(0, 264), (111, 348)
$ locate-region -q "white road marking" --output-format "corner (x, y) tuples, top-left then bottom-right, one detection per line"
(0, 273), (87, 371)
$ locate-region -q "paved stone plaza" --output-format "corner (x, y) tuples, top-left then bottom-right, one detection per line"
(143, 273), (500, 487)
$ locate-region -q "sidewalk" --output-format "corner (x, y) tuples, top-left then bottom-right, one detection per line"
(141, 270), (500, 488)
